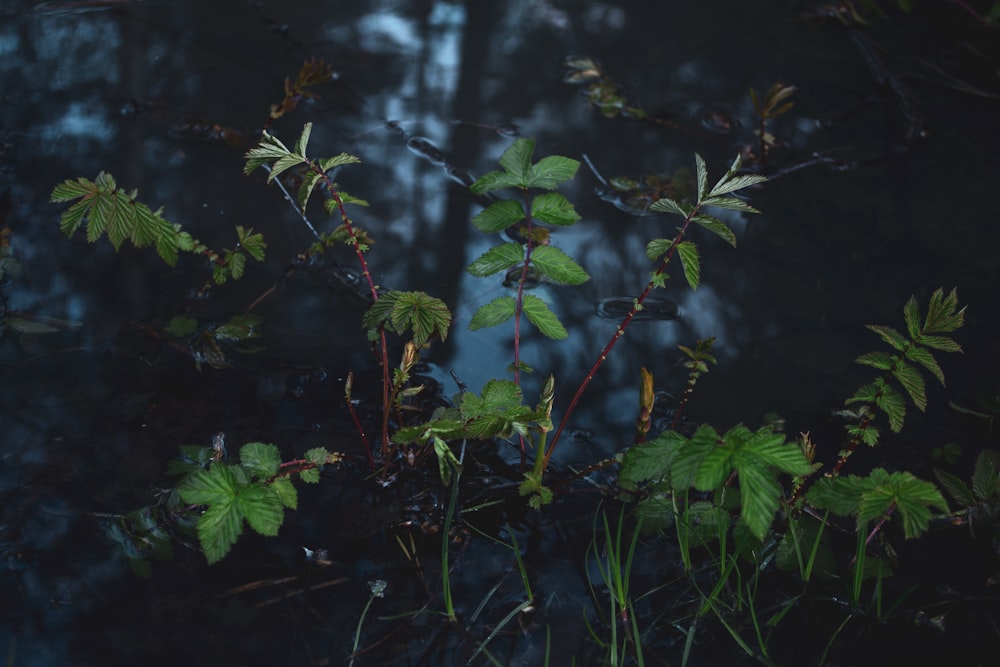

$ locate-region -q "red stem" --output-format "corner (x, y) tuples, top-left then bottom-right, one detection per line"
(541, 209), (700, 471)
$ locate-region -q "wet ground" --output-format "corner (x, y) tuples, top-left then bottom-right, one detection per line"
(2, 1), (1000, 665)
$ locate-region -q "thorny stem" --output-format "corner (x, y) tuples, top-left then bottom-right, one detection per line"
(542, 205), (704, 472)
(308, 160), (393, 470)
(512, 188), (534, 467)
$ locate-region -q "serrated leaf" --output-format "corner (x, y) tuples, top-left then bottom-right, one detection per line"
(522, 293), (567, 339)
(304, 447), (329, 466)
(318, 153), (362, 171)
(293, 122), (312, 156)
(227, 251), (246, 280)
(675, 240), (700, 290)
(469, 296), (517, 330)
(915, 334), (961, 353)
(932, 467), (975, 507)
(866, 324), (909, 353)
(268, 153), (307, 182)
(855, 351), (894, 371)
(196, 495), (243, 564)
(925, 288), (964, 333)
(239, 442), (281, 478)
(621, 431), (685, 485)
(271, 477), (298, 510)
(499, 138), (535, 184)
(531, 245), (589, 285)
(178, 464), (238, 506)
(469, 169), (525, 194)
(467, 242), (524, 277)
(471, 200), (525, 233)
(50, 177), (94, 202)
(892, 360), (927, 411)
(236, 226), (267, 261)
(649, 198), (691, 217)
(972, 450), (1000, 501)
(646, 237), (675, 261)
(903, 295), (921, 339)
(692, 214), (736, 247)
(694, 153), (708, 200)
(297, 169), (322, 210)
(236, 483), (284, 536)
(876, 384), (906, 432)
(701, 196), (761, 214)
(528, 155), (580, 190)
(904, 345), (944, 385)
(59, 198), (92, 237)
(300, 468), (321, 484)
(530, 192), (580, 226)
(735, 459), (782, 541)
(671, 425), (720, 490)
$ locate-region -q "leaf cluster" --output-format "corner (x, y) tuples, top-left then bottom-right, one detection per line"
(466, 139), (585, 340)
(362, 290), (451, 347)
(646, 155), (766, 291)
(847, 288), (965, 438)
(50, 173), (267, 284)
(934, 449), (1000, 510)
(176, 442), (339, 564)
(808, 468), (947, 539)
(621, 424), (813, 541)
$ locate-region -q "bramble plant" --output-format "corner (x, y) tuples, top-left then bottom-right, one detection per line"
(44, 52), (986, 664)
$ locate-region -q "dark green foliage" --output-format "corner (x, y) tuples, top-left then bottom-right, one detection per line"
(361, 290), (451, 347)
(808, 469), (947, 539)
(846, 288), (964, 435)
(50, 172), (267, 284)
(465, 139), (585, 340)
(621, 424), (813, 541)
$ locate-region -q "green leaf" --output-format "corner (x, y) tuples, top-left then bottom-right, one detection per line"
(875, 383), (907, 432)
(178, 464), (238, 506)
(916, 334), (962, 353)
(239, 442), (281, 479)
(236, 483), (284, 537)
(293, 122), (313, 156)
(522, 294), (568, 339)
(528, 155), (580, 190)
(469, 296), (517, 330)
(972, 450), (1000, 501)
(892, 360), (927, 411)
(300, 468), (321, 484)
(649, 198), (693, 217)
(702, 196), (761, 214)
(304, 447), (329, 466)
(227, 251), (247, 281)
(646, 238), (675, 261)
(499, 138), (535, 185)
(694, 153), (708, 201)
(50, 177), (94, 202)
(855, 351), (894, 371)
(433, 436), (462, 486)
(620, 431), (686, 486)
(903, 295), (921, 339)
(297, 169), (322, 210)
(735, 459), (783, 541)
(362, 291), (451, 346)
(932, 467), (975, 507)
(470, 169), (526, 194)
(905, 345), (944, 386)
(671, 425), (720, 490)
(866, 324), (909, 353)
(707, 156), (767, 197)
(924, 288), (964, 333)
(271, 477), (298, 510)
(467, 242), (525, 277)
(236, 226), (267, 261)
(530, 192), (580, 226)
(196, 495), (244, 564)
(472, 200), (526, 233)
(530, 246), (589, 285)
(58, 198), (92, 237)
(692, 214), (737, 247)
(675, 240), (700, 290)
(318, 153), (362, 172)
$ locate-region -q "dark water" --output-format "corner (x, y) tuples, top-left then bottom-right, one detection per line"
(2, 1), (1000, 665)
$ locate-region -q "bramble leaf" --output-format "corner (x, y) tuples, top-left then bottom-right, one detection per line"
(469, 296), (517, 330)
(522, 293), (567, 339)
(646, 237), (675, 261)
(239, 442), (281, 479)
(675, 240), (700, 290)
(271, 477), (298, 510)
(528, 155), (580, 190)
(702, 196), (761, 214)
(362, 291), (451, 346)
(866, 324), (908, 353)
(236, 484), (284, 537)
(470, 169), (525, 194)
(499, 138), (535, 185)
(695, 153), (708, 201)
(531, 245), (589, 285)
(472, 200), (526, 233)
(692, 214), (737, 247)
(531, 192), (580, 226)
(299, 468), (321, 484)
(649, 198), (692, 217)
(304, 447), (329, 466)
(891, 360), (927, 411)
(467, 242), (525, 277)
